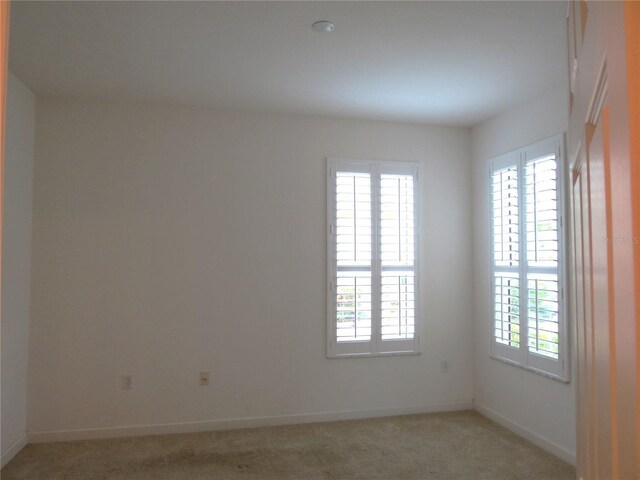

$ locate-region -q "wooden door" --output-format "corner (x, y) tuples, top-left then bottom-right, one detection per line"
(572, 145), (591, 479)
(569, 2), (640, 479)
(0, 0), (8, 460)
(0, 5), (8, 268)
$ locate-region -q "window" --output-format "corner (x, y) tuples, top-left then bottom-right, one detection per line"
(490, 135), (568, 380)
(327, 159), (420, 357)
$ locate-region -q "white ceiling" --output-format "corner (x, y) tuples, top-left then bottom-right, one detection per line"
(9, 1), (567, 127)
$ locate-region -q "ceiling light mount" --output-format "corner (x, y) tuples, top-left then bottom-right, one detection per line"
(312, 21), (335, 33)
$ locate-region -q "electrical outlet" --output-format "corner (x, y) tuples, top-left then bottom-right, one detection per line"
(122, 375), (133, 390)
(200, 371), (210, 386)
(441, 360), (449, 373)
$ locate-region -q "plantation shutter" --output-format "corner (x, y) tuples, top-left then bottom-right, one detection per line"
(335, 170), (372, 344)
(523, 146), (562, 376)
(491, 157), (522, 364)
(328, 160), (419, 357)
(380, 171), (416, 341)
(489, 136), (566, 379)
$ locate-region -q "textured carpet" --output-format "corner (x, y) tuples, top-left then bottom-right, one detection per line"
(2, 410), (575, 480)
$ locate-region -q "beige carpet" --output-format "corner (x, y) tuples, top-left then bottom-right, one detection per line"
(2, 411), (575, 480)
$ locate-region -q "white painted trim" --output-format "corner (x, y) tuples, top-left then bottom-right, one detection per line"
(585, 53), (608, 126)
(1, 434), (28, 468)
(28, 401), (472, 444)
(473, 401), (576, 466)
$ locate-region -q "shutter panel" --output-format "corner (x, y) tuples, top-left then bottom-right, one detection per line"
(494, 272), (521, 348)
(491, 165), (520, 350)
(525, 155), (559, 268)
(335, 171), (372, 342)
(492, 166), (519, 267)
(336, 272), (371, 341)
(527, 273), (559, 358)
(525, 154), (560, 359)
(380, 173), (415, 340)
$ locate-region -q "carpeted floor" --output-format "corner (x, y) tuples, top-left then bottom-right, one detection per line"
(2, 410), (575, 480)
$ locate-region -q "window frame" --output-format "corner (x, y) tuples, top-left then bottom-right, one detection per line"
(488, 134), (569, 382)
(327, 158), (421, 358)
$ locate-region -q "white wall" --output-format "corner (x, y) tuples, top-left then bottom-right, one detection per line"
(471, 85), (577, 463)
(28, 98), (473, 440)
(1, 73), (36, 466)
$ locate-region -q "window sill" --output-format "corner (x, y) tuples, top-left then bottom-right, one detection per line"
(328, 350), (421, 359)
(490, 354), (570, 383)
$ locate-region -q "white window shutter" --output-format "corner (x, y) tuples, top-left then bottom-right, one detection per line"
(491, 164), (521, 354)
(328, 160), (419, 357)
(335, 171), (372, 343)
(524, 155), (560, 360)
(489, 135), (567, 380)
(380, 173), (416, 341)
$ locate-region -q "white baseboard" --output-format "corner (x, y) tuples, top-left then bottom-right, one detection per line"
(473, 401), (576, 466)
(1, 434), (28, 468)
(29, 400), (473, 444)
